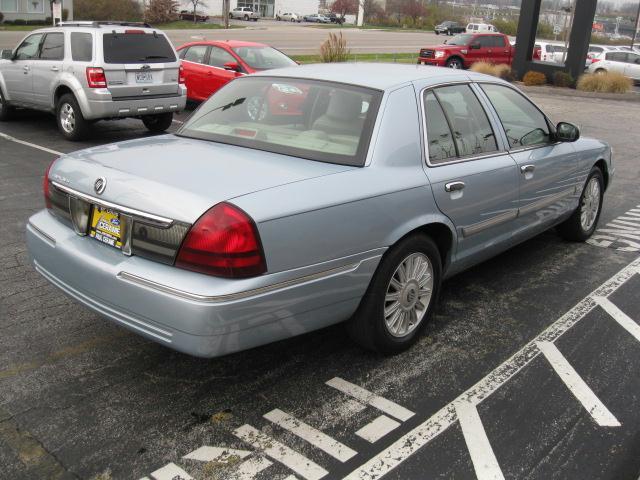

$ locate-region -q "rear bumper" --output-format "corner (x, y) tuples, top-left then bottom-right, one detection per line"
(26, 210), (381, 358)
(80, 85), (187, 120)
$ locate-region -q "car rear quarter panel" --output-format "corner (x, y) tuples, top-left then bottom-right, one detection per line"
(231, 85), (455, 275)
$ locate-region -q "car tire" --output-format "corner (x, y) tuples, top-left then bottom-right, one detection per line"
(595, 68), (607, 75)
(56, 93), (90, 141)
(446, 57), (463, 69)
(142, 112), (174, 133)
(244, 14), (249, 20)
(291, 18), (295, 22)
(0, 88), (15, 121)
(557, 167), (604, 242)
(435, 31), (440, 35)
(347, 233), (442, 355)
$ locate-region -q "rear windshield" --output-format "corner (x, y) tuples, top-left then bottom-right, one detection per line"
(102, 33), (176, 64)
(232, 46), (297, 70)
(178, 77), (382, 167)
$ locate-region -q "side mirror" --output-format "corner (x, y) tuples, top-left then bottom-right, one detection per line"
(223, 61), (241, 73)
(470, 43), (481, 50)
(1, 49), (14, 60)
(556, 122), (580, 142)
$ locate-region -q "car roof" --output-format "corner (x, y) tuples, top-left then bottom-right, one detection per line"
(178, 40), (267, 49)
(252, 63), (503, 91)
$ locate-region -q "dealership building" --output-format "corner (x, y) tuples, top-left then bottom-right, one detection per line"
(196, 0), (320, 18)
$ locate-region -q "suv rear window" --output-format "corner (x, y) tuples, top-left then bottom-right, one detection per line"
(102, 33), (176, 64)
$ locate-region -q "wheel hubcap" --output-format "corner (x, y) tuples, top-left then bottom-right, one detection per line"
(580, 177), (600, 231)
(384, 253), (433, 338)
(60, 103), (75, 133)
(449, 61), (460, 69)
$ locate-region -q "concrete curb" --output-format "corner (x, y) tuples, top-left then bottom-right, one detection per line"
(516, 82), (640, 102)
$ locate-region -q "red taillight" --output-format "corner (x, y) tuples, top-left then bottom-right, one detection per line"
(86, 67), (107, 88)
(179, 65), (186, 85)
(176, 203), (266, 278)
(591, 58), (600, 63)
(43, 158), (57, 209)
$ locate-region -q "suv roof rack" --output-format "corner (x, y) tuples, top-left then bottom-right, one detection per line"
(56, 21), (153, 28)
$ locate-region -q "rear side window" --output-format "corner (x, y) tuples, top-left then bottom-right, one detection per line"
(428, 84), (498, 159)
(481, 83), (550, 148)
(491, 35), (505, 47)
(424, 91), (457, 164)
(606, 51), (626, 62)
(182, 45), (207, 63)
(40, 33), (64, 60)
(71, 32), (92, 61)
(102, 33), (176, 64)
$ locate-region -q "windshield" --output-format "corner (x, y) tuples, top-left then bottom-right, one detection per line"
(446, 34), (474, 46)
(232, 46), (297, 70)
(178, 77), (382, 167)
(102, 33), (176, 63)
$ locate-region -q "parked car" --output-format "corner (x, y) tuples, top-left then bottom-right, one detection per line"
(229, 7), (259, 21)
(304, 14), (331, 23)
(325, 12), (345, 24)
(588, 50), (640, 82)
(434, 21), (465, 36)
(178, 10), (209, 22)
(27, 64), (612, 358)
(276, 12), (301, 22)
(534, 41), (567, 63)
(177, 40), (298, 103)
(466, 23), (498, 33)
(0, 21), (186, 140)
(418, 33), (513, 69)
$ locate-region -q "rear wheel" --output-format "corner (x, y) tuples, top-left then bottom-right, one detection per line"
(56, 93), (90, 141)
(446, 57), (463, 69)
(244, 14), (249, 20)
(142, 112), (173, 133)
(0, 89), (15, 121)
(557, 167), (604, 241)
(347, 234), (442, 355)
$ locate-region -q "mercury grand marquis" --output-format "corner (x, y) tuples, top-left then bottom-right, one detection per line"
(26, 64), (613, 357)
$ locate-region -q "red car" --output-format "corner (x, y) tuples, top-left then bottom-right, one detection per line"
(176, 40), (298, 103)
(418, 33), (514, 69)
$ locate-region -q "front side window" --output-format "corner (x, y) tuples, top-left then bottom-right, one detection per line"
(15, 33), (44, 60)
(476, 36), (493, 48)
(71, 32), (92, 61)
(102, 33), (176, 64)
(182, 45), (207, 64)
(232, 46), (296, 70)
(40, 33), (64, 61)
(447, 34), (474, 46)
(178, 77), (382, 167)
(481, 83), (551, 148)
(208, 46), (236, 68)
(429, 84), (497, 159)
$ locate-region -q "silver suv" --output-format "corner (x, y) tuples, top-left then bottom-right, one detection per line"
(229, 7), (259, 21)
(0, 21), (187, 140)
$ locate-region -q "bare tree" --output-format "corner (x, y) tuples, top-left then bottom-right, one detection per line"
(185, 0), (207, 23)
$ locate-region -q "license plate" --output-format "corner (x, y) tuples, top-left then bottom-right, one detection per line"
(89, 206), (122, 250)
(136, 71), (153, 83)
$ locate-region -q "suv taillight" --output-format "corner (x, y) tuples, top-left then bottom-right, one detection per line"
(86, 67), (107, 88)
(43, 158), (58, 209)
(179, 65), (186, 84)
(176, 203), (266, 278)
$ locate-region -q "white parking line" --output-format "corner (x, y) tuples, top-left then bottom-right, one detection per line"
(594, 296), (640, 342)
(183, 446), (251, 462)
(264, 409), (357, 462)
(234, 424), (328, 480)
(454, 401), (505, 480)
(326, 377), (414, 422)
(343, 256), (640, 480)
(148, 462), (193, 480)
(537, 341), (621, 427)
(0, 131), (63, 156)
(355, 415), (400, 443)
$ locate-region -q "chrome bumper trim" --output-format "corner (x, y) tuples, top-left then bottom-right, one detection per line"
(51, 181), (173, 227)
(117, 262), (361, 304)
(462, 209), (518, 237)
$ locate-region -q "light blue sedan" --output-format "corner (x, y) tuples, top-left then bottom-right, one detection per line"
(26, 64), (613, 357)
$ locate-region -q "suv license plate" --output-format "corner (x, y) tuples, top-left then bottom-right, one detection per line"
(89, 206), (122, 250)
(136, 72), (153, 83)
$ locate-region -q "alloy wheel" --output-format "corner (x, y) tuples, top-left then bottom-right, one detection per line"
(580, 177), (601, 231)
(59, 103), (76, 134)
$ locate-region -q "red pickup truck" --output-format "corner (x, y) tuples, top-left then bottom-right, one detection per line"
(418, 33), (514, 69)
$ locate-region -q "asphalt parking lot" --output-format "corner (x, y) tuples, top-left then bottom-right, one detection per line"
(1, 90), (640, 480)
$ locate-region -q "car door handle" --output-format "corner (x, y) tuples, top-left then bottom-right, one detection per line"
(50, 66), (59, 72)
(23, 65), (30, 72)
(445, 181), (465, 192)
(520, 164), (535, 174)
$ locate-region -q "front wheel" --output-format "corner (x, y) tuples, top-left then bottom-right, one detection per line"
(557, 167), (604, 241)
(142, 112), (173, 133)
(244, 14), (249, 20)
(347, 234), (442, 355)
(56, 93), (90, 141)
(446, 57), (463, 69)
